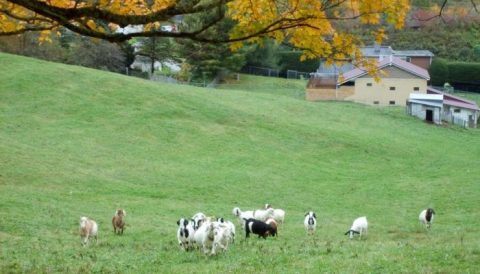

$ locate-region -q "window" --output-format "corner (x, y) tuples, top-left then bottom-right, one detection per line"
(367, 83), (372, 87)
(373, 101), (379, 105)
(389, 87), (396, 91)
(454, 109), (461, 113)
(389, 101), (396, 105)
(413, 87), (420, 91)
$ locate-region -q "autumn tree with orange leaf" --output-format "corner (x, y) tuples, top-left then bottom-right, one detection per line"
(0, 1), (414, 68)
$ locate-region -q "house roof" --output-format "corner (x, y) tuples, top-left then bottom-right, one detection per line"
(313, 62), (354, 76)
(361, 46), (394, 57)
(427, 87), (480, 111)
(408, 99), (443, 108)
(339, 56), (430, 85)
(361, 46), (434, 58)
(409, 93), (443, 101)
(408, 93), (443, 108)
(393, 50), (434, 57)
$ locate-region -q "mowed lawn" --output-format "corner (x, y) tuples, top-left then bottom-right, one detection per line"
(0, 52), (479, 273)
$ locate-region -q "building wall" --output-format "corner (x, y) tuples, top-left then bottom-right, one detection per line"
(408, 103), (442, 124)
(306, 86), (354, 101)
(410, 57), (432, 70)
(443, 105), (478, 128)
(345, 66), (427, 106)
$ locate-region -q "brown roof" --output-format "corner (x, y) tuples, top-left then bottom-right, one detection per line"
(339, 56), (430, 85)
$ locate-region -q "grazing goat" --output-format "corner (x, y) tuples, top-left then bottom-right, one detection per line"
(344, 216), (368, 239)
(177, 218), (195, 251)
(265, 218), (278, 237)
(304, 211), (317, 234)
(192, 212), (207, 230)
(265, 204), (286, 224)
(112, 209), (126, 235)
(216, 217), (236, 243)
(211, 222), (233, 255)
(253, 208), (275, 221)
(193, 221), (216, 255)
(232, 207), (254, 227)
(79, 216), (98, 245)
(244, 218), (276, 239)
(419, 208), (436, 229)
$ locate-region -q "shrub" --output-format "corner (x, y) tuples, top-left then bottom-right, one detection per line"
(429, 58), (449, 86)
(448, 61), (480, 85)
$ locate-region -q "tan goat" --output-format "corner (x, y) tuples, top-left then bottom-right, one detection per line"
(79, 216), (98, 245)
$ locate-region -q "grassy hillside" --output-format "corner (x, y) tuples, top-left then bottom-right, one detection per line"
(217, 74), (307, 99)
(0, 52), (479, 273)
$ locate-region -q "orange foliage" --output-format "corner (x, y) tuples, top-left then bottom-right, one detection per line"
(0, 0), (411, 65)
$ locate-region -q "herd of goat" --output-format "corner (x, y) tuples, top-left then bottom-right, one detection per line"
(79, 205), (436, 256)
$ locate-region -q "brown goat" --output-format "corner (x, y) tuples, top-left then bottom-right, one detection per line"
(112, 209), (126, 235)
(265, 218), (278, 237)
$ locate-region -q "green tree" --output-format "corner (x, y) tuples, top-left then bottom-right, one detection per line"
(176, 11), (246, 82)
(135, 36), (176, 75)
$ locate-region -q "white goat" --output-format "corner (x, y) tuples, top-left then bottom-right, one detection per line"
(345, 216), (368, 239)
(304, 211), (317, 234)
(253, 208), (274, 221)
(265, 204), (286, 224)
(177, 218), (195, 251)
(419, 208), (436, 229)
(232, 207), (254, 227)
(216, 217), (236, 243)
(79, 216), (98, 245)
(211, 222), (233, 255)
(193, 221), (216, 255)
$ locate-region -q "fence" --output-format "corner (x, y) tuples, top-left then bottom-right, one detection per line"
(286, 70), (312, 80)
(241, 66), (279, 77)
(442, 113), (469, 128)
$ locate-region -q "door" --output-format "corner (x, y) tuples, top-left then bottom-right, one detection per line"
(426, 109), (433, 123)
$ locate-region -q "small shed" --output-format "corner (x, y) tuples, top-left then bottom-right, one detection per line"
(406, 93), (443, 124)
(428, 87), (479, 128)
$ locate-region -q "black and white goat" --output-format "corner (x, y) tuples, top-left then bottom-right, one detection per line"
(192, 212), (207, 230)
(344, 216), (368, 239)
(176, 218), (195, 251)
(304, 211), (317, 235)
(419, 208), (436, 229)
(244, 218), (276, 239)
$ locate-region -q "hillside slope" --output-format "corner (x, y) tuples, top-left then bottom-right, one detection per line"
(0, 52), (479, 273)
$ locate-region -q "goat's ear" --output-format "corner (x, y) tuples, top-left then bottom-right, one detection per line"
(304, 212), (309, 217)
(344, 230), (351, 235)
(176, 220), (180, 226)
(313, 213), (317, 219)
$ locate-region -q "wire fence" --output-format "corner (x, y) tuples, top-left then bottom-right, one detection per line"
(241, 66), (280, 77)
(286, 70), (312, 80)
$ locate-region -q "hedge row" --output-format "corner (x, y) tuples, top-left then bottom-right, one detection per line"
(429, 58), (480, 87)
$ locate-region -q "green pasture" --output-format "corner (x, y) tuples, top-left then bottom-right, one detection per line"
(0, 52), (479, 273)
